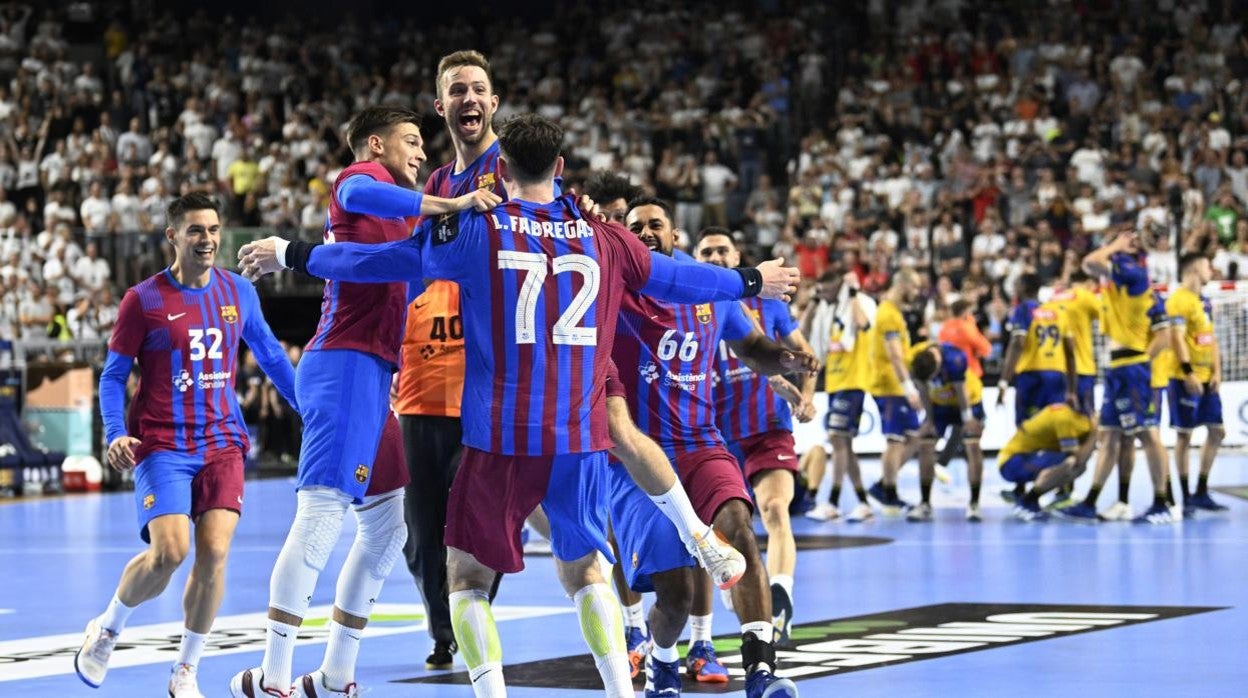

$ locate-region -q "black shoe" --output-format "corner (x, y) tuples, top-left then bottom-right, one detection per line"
(770, 583), (794, 649)
(426, 640), (457, 670)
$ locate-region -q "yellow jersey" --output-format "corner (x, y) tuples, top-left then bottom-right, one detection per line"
(1050, 286), (1100, 376)
(997, 404), (1093, 465)
(1166, 287), (1216, 383)
(824, 297), (876, 393)
(912, 341), (983, 407)
(1101, 253), (1154, 368)
(1011, 300), (1071, 374)
(870, 299), (911, 397)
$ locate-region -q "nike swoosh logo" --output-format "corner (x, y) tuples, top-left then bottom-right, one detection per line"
(273, 630), (287, 638)
(777, 454), (793, 460)
(167, 313), (186, 321)
(649, 314), (660, 320)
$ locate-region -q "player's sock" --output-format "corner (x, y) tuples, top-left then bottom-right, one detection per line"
(970, 482), (982, 506)
(1118, 479), (1131, 504)
(99, 594), (134, 634)
(648, 483), (709, 549)
(573, 583), (631, 697)
(770, 574), (794, 602)
(920, 477), (933, 505)
(828, 485), (841, 507)
(321, 620), (361, 691)
(1083, 485), (1102, 507)
(884, 484), (898, 501)
(450, 589), (504, 694)
(1197, 474), (1210, 496)
(1179, 475), (1191, 500)
(806, 487), (818, 501)
(740, 623), (776, 673)
(260, 618), (298, 690)
(690, 613), (713, 643)
(1023, 490), (1041, 508)
(1164, 480), (1176, 506)
(176, 629), (207, 669)
(623, 601), (647, 632)
(652, 641), (679, 663)
(854, 486), (869, 503)
(1152, 493), (1166, 509)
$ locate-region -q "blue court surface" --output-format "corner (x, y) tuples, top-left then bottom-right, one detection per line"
(3, 454), (1247, 696)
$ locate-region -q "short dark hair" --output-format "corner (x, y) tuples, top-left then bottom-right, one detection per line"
(625, 196), (673, 223)
(1069, 268), (1091, 284)
(167, 193), (220, 229)
(583, 171), (639, 205)
(1180, 252), (1208, 275)
(950, 299), (972, 317)
(697, 226), (734, 243)
(912, 347), (939, 382)
(497, 114), (563, 184)
(345, 107), (422, 157)
(1019, 273), (1042, 299)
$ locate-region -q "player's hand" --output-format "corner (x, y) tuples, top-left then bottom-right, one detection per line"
(455, 188), (502, 212)
(918, 420), (936, 439)
(572, 189), (605, 222)
(107, 436), (141, 471)
(756, 257), (800, 302)
(767, 374), (802, 405)
(237, 236), (287, 281)
(795, 398), (817, 423)
(780, 350), (820, 375)
(1210, 374), (1221, 393)
(905, 392), (922, 411)
(1183, 374), (1203, 396)
(1065, 390), (1080, 409)
(964, 417), (984, 438)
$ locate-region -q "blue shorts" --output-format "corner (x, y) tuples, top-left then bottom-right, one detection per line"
(1168, 380), (1224, 431)
(1077, 375), (1097, 416)
(1014, 371), (1066, 426)
(826, 389), (865, 436)
(295, 349), (393, 503)
(1000, 451), (1069, 484)
(1100, 363), (1157, 434)
(608, 463), (695, 593)
(874, 395), (920, 440)
(133, 448), (244, 543)
(932, 402), (986, 437)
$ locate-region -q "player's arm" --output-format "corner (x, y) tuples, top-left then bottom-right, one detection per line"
(1210, 329), (1222, 392)
(915, 376), (937, 438)
(240, 285), (299, 413)
(239, 234), (424, 287)
(1081, 232), (1135, 277)
(101, 292), (144, 470)
(724, 303), (819, 377)
(337, 173), (499, 218)
(996, 305), (1027, 404)
(885, 333), (921, 408)
(1062, 335), (1078, 403)
(777, 313), (819, 419)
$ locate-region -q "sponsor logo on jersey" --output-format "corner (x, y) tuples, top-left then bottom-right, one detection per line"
(220, 305), (238, 324)
(174, 370), (194, 393)
(432, 213), (459, 245)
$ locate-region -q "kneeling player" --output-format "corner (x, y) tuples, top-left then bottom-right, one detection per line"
(910, 342), (985, 522)
(999, 405), (1096, 522)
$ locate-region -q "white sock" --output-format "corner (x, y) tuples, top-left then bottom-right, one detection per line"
(468, 662), (506, 697)
(573, 583), (631, 697)
(320, 621), (362, 690)
(690, 613), (713, 643)
(99, 595), (134, 633)
(260, 619), (298, 691)
(771, 574), (794, 601)
(176, 629), (207, 669)
(647, 483), (709, 548)
(652, 641), (679, 663)
(741, 620), (774, 644)
(623, 601), (647, 630)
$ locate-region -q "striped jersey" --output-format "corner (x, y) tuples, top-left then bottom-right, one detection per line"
(419, 195), (653, 455)
(713, 297), (798, 441)
(307, 161), (411, 367)
(395, 280), (464, 417)
(422, 140), (503, 201)
(108, 268), (292, 463)
(614, 292), (755, 456)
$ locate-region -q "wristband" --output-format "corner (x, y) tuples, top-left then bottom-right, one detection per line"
(902, 379), (919, 399)
(736, 267), (764, 297)
(284, 240), (318, 275)
(1181, 361), (1194, 376)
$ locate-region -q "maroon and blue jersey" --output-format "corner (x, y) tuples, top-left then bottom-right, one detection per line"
(713, 297), (798, 441)
(422, 141), (503, 200)
(306, 161), (411, 367)
(106, 268), (295, 463)
(614, 292), (755, 457)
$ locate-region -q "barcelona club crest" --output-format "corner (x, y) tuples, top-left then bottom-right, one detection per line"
(695, 303), (713, 324)
(354, 464), (370, 484)
(220, 305), (239, 324)
(476, 172), (496, 191)
(143, 494), (155, 510)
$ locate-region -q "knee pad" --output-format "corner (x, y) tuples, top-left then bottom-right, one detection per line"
(295, 487), (351, 570)
(354, 489), (408, 579)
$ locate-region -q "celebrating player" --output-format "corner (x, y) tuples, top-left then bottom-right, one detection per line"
(910, 341), (986, 521)
(75, 193), (298, 698)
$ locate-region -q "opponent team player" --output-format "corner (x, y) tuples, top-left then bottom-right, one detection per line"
(868, 270), (923, 516)
(999, 404), (1097, 522)
(997, 273), (1078, 426)
(910, 341), (986, 521)
(75, 193), (298, 698)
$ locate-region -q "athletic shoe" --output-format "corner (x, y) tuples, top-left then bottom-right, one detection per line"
(1183, 502), (1198, 519)
(905, 502), (933, 522)
(1169, 503), (1184, 522)
(689, 527), (747, 591)
(425, 640), (456, 670)
(169, 663), (205, 698)
(999, 488), (1019, 504)
(626, 626), (652, 679)
(745, 668), (798, 698)
(866, 481), (886, 505)
(1099, 501), (1134, 522)
(788, 488), (816, 516)
(965, 503), (982, 523)
(1011, 500), (1050, 522)
(290, 671), (358, 697)
(1055, 501), (1099, 523)
(1188, 492), (1230, 512)
(804, 503), (839, 521)
(868, 482), (910, 511)
(685, 640), (729, 683)
(645, 655), (682, 696)
(1045, 492), (1078, 511)
(934, 463), (952, 484)
(1133, 503), (1176, 525)
(771, 584), (794, 647)
(844, 502), (874, 522)
(230, 667), (290, 697)
(74, 617), (118, 688)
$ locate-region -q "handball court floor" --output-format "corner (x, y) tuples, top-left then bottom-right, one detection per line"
(3, 454), (1248, 697)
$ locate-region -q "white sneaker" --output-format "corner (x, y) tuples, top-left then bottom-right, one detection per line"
(74, 617), (118, 688)
(1169, 503), (1184, 522)
(906, 502), (934, 522)
(291, 670), (358, 697)
(230, 667), (290, 697)
(169, 663), (205, 698)
(965, 503), (983, 523)
(844, 502), (874, 522)
(935, 464), (953, 484)
(805, 503), (840, 521)
(1099, 501), (1134, 521)
(689, 526), (747, 591)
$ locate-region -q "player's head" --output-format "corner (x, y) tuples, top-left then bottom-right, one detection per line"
(950, 299), (972, 318)
(911, 345), (942, 382)
(435, 50), (498, 147)
(582, 172), (639, 225)
(1115, 228), (1143, 255)
(345, 107), (425, 187)
(695, 227), (740, 268)
(1015, 273), (1042, 300)
(496, 114), (564, 190)
(888, 267), (920, 303)
(165, 192), (221, 273)
(1069, 268), (1093, 287)
(625, 196), (676, 256)
(1180, 251), (1212, 284)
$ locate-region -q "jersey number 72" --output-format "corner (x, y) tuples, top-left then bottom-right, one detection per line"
(498, 251), (601, 346)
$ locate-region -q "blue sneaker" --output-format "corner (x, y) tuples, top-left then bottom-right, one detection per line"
(771, 583), (794, 647)
(1011, 499), (1049, 522)
(685, 640), (728, 683)
(1188, 492), (1229, 512)
(999, 487), (1021, 504)
(788, 488), (816, 516)
(644, 655), (682, 697)
(745, 668), (798, 698)
(867, 481), (886, 504)
(1055, 501), (1099, 523)
(626, 626), (652, 679)
(1133, 503), (1176, 524)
